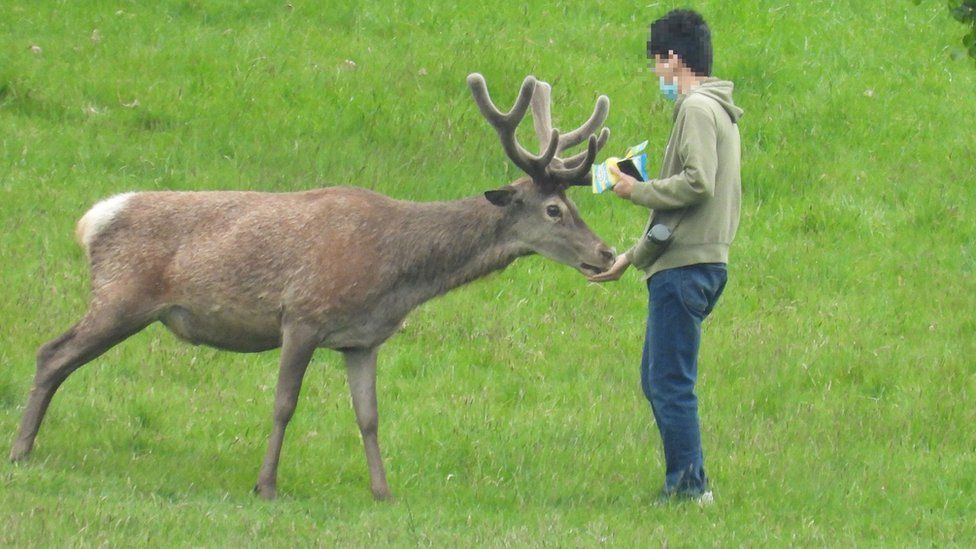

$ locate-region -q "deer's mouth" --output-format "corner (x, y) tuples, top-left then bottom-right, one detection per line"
(580, 263), (605, 275)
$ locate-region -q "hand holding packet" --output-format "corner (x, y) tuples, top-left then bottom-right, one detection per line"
(591, 141), (649, 193)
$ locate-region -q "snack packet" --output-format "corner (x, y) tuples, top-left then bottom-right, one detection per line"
(591, 140), (649, 193)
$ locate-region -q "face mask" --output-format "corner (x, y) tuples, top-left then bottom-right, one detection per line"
(659, 76), (679, 101)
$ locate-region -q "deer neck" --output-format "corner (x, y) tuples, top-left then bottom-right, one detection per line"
(391, 196), (529, 303)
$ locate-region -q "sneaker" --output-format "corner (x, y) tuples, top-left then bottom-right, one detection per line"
(654, 487), (714, 506)
(695, 490), (714, 506)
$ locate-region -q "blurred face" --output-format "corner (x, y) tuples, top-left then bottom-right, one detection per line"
(652, 50), (679, 85)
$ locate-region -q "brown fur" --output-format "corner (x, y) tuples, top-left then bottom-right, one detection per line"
(9, 182), (613, 497)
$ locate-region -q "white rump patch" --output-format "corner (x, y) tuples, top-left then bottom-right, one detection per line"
(75, 192), (136, 256)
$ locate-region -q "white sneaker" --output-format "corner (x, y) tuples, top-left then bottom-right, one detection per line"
(696, 491), (714, 506)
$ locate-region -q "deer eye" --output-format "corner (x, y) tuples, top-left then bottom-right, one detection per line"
(546, 205), (562, 218)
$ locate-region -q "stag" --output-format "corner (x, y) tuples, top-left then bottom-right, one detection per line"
(9, 73), (613, 500)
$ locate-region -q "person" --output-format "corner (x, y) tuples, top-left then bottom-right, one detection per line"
(588, 8), (743, 504)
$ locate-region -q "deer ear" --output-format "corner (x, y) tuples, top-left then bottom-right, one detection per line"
(484, 186), (517, 207)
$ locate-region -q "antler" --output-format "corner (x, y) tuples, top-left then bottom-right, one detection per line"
(530, 80), (611, 167)
(468, 73), (610, 187)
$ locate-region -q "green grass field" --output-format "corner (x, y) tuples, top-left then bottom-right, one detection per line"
(2, 0), (975, 545)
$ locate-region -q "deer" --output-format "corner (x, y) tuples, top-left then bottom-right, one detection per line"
(9, 73), (614, 501)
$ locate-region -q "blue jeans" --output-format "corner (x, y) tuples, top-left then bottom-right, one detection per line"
(641, 263), (727, 496)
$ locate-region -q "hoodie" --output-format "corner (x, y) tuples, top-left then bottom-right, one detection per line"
(624, 78), (743, 279)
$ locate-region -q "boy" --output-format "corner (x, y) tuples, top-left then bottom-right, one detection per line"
(588, 9), (742, 504)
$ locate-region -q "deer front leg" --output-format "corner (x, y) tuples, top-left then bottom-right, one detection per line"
(343, 347), (390, 501)
(254, 324), (318, 500)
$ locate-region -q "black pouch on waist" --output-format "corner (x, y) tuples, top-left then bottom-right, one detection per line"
(633, 223), (674, 270)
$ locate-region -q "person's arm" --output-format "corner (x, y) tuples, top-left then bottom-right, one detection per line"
(628, 105), (718, 211)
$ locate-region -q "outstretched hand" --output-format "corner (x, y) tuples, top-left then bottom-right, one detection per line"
(587, 254), (631, 283)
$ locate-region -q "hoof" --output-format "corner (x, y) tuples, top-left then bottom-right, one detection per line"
(9, 443), (32, 463)
(253, 484), (277, 500)
(372, 486), (392, 502)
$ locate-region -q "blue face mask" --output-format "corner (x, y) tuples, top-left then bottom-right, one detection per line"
(659, 76), (679, 101)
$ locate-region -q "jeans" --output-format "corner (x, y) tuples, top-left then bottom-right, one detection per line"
(641, 263), (728, 496)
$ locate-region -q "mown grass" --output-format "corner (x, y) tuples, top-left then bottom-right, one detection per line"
(2, 0), (975, 545)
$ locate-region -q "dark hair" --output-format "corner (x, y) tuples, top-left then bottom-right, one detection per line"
(647, 9), (713, 77)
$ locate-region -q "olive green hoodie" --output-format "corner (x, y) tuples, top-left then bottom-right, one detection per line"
(624, 78), (743, 279)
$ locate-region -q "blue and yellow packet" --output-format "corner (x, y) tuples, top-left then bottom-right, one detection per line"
(591, 141), (649, 193)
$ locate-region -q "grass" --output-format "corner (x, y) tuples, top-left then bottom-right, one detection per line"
(2, 0), (976, 545)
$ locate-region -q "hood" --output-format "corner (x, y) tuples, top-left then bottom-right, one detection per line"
(675, 78), (743, 123)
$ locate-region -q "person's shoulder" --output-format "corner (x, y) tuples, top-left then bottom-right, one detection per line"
(678, 95), (717, 123)
(682, 93), (720, 112)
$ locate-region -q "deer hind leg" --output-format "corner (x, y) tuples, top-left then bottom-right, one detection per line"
(254, 324), (319, 500)
(9, 301), (154, 462)
(343, 346), (390, 501)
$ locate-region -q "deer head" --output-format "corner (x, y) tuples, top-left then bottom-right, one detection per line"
(468, 73), (614, 275)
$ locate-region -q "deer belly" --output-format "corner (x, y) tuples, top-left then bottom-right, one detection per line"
(159, 305), (281, 352)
